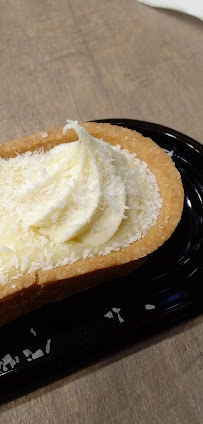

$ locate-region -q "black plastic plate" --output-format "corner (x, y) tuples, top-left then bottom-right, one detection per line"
(0, 119), (202, 404)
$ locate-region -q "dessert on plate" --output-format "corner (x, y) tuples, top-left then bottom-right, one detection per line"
(0, 120), (184, 325)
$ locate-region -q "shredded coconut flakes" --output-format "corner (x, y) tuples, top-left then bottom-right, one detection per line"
(0, 127), (162, 283)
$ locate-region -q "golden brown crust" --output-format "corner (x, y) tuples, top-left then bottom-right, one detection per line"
(0, 122), (184, 326)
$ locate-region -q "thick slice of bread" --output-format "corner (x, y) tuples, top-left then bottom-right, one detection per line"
(0, 122), (184, 326)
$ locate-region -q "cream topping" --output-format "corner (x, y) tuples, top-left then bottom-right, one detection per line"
(0, 120), (162, 283)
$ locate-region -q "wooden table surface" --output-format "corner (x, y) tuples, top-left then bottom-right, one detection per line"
(0, 1), (202, 423)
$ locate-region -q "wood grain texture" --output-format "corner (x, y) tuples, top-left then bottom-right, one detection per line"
(0, 0), (202, 423)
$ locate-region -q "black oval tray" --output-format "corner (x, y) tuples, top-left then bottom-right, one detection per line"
(0, 119), (202, 404)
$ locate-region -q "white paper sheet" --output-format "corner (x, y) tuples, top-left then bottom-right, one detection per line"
(138, 0), (203, 20)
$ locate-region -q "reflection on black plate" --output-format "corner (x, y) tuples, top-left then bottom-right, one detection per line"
(0, 119), (202, 404)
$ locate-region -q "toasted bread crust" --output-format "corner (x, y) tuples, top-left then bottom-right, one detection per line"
(0, 122), (184, 326)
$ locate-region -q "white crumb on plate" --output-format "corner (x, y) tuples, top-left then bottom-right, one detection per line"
(45, 339), (51, 354)
(23, 349), (32, 358)
(145, 304), (156, 310)
(104, 311), (114, 319)
(2, 354), (13, 365)
(32, 349), (44, 360)
(163, 148), (174, 157)
(15, 356), (19, 363)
